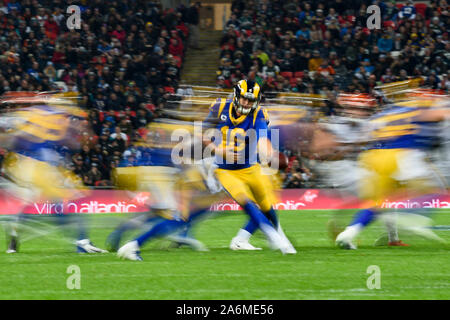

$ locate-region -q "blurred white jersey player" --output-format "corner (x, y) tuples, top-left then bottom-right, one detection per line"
(335, 90), (450, 249)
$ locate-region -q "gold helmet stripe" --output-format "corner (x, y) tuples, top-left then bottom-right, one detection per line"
(253, 83), (261, 99)
(240, 80), (247, 95)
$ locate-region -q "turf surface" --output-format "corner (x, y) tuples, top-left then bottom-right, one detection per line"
(0, 210), (449, 300)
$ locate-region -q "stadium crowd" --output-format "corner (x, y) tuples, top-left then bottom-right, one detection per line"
(0, 0), (448, 189)
(0, 0), (197, 186)
(217, 0), (449, 95)
(215, 0), (449, 188)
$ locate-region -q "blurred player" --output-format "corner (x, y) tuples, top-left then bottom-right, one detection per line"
(113, 118), (217, 260)
(205, 79), (296, 254)
(0, 92), (106, 253)
(312, 94), (373, 190)
(335, 92), (450, 249)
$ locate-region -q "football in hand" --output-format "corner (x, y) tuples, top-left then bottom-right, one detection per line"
(269, 152), (289, 170)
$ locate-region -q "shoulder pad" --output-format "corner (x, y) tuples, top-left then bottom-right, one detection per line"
(209, 98), (223, 118)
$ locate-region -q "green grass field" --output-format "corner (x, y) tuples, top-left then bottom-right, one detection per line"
(0, 210), (449, 300)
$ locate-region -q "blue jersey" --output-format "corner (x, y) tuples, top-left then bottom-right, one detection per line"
(368, 104), (440, 150)
(119, 119), (195, 168)
(9, 105), (83, 163)
(206, 98), (270, 170)
(119, 145), (174, 167)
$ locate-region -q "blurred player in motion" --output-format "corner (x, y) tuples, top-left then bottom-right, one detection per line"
(205, 79), (296, 254)
(113, 118), (219, 260)
(0, 92), (107, 254)
(308, 94), (401, 244)
(335, 91), (450, 249)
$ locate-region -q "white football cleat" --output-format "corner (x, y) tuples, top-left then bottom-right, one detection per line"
(280, 242), (297, 255)
(229, 237), (262, 251)
(335, 226), (359, 250)
(276, 225), (297, 255)
(6, 249), (17, 254)
(76, 239), (108, 253)
(280, 246), (297, 255)
(335, 235), (357, 250)
(117, 240), (143, 261)
(336, 239), (357, 250)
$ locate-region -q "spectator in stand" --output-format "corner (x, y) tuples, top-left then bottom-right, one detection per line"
(261, 59), (280, 81)
(308, 50), (323, 72)
(378, 33), (394, 53)
(219, 0), (448, 100)
(296, 25), (310, 40)
(317, 59), (335, 77)
(438, 72), (450, 91)
(186, 1), (201, 50)
(398, 0), (417, 20)
(292, 77), (308, 93)
(0, 1), (190, 186)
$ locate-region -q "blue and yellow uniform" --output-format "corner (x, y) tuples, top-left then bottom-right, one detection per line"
(358, 101), (442, 205)
(3, 104), (86, 201)
(113, 122), (177, 190)
(335, 97), (449, 249)
(0, 94), (108, 254)
(111, 120), (221, 256)
(113, 120), (184, 216)
(207, 97), (276, 212)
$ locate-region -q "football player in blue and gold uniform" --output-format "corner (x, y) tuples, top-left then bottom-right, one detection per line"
(0, 92), (107, 253)
(114, 119), (218, 260)
(205, 79), (296, 254)
(335, 93), (450, 249)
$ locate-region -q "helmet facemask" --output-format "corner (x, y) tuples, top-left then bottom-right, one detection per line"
(234, 91), (259, 115)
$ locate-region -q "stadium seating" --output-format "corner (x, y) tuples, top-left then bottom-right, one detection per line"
(0, 1), (191, 186)
(415, 3), (427, 17)
(218, 0), (445, 96)
(280, 72), (294, 80)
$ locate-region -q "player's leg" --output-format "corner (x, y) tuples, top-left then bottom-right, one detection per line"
(214, 168), (262, 250)
(215, 167), (289, 253)
(336, 149), (398, 249)
(335, 208), (378, 249)
(130, 174), (219, 254)
(117, 208), (214, 259)
(118, 167), (194, 260)
(118, 208), (180, 261)
(374, 149), (446, 246)
(167, 207), (212, 251)
(106, 213), (162, 252)
(391, 150), (447, 243)
(4, 218), (20, 253)
(2, 154), (34, 253)
(133, 208), (210, 248)
(246, 165), (296, 253)
(50, 168), (108, 254)
(231, 219), (261, 250)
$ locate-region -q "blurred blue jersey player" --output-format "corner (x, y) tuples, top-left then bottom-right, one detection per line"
(336, 96), (450, 249)
(114, 119), (211, 260)
(0, 93), (107, 254)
